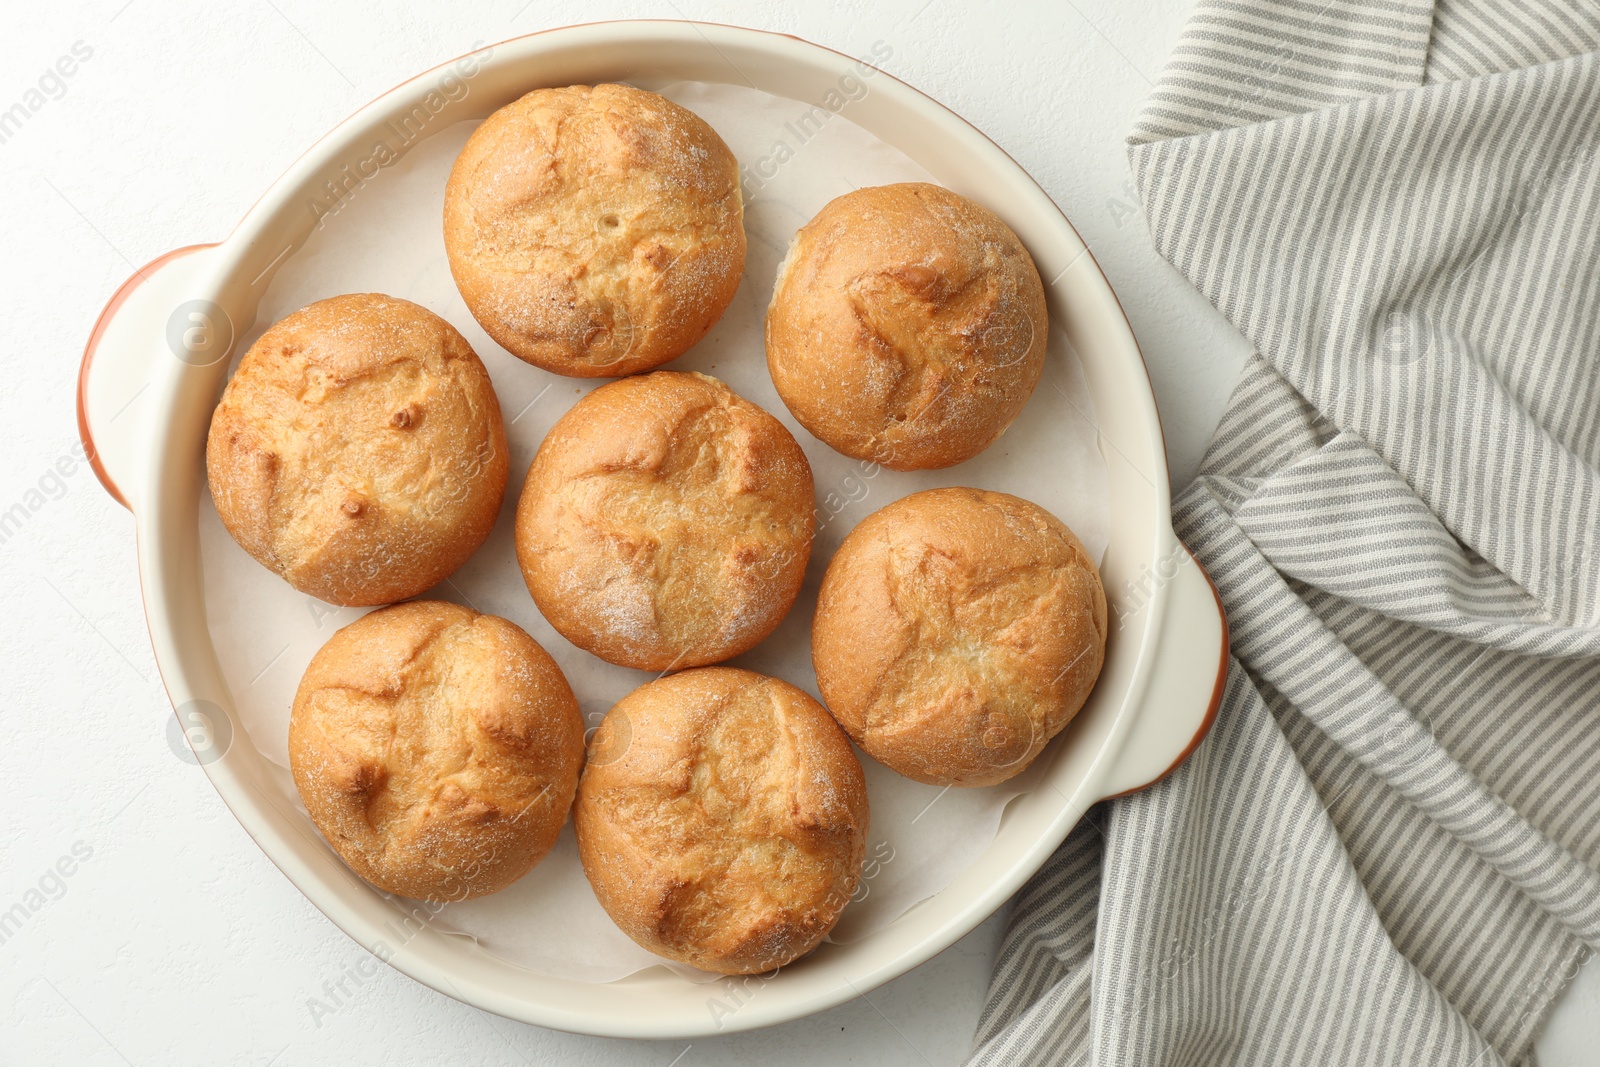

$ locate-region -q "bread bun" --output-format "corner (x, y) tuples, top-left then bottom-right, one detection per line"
(812, 487), (1105, 787)
(516, 371), (813, 671)
(765, 182), (1047, 470)
(575, 667), (868, 973)
(444, 83), (746, 377)
(289, 601), (584, 901)
(205, 293), (508, 606)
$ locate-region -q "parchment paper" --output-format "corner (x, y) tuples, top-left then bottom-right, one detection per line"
(200, 80), (1108, 982)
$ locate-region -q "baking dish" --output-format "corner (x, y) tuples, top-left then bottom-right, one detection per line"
(76, 20), (1226, 1039)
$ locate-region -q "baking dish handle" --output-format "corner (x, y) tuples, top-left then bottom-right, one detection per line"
(1100, 540), (1229, 799)
(77, 243), (221, 511)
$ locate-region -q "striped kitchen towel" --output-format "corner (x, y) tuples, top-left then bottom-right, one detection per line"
(970, 2), (1600, 1065)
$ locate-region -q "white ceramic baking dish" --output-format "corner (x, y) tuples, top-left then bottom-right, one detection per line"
(76, 21), (1225, 1039)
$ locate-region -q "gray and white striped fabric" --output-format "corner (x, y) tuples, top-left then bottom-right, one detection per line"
(970, 3), (1600, 1064)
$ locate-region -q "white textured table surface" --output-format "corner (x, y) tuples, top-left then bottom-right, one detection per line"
(2, 1), (1592, 1063)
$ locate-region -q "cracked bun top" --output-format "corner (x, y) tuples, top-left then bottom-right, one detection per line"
(515, 371), (814, 672)
(205, 293), (508, 607)
(444, 83), (746, 377)
(812, 487), (1106, 788)
(288, 601), (585, 902)
(765, 182), (1047, 470)
(574, 667), (868, 974)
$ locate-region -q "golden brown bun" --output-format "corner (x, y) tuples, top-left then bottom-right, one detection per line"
(575, 667), (868, 974)
(516, 371), (814, 671)
(205, 294), (508, 607)
(765, 182), (1047, 470)
(444, 83), (746, 377)
(289, 601), (584, 902)
(812, 487), (1105, 787)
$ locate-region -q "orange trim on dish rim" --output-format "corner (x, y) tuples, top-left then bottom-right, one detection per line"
(1104, 543), (1229, 799)
(76, 243), (216, 510)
